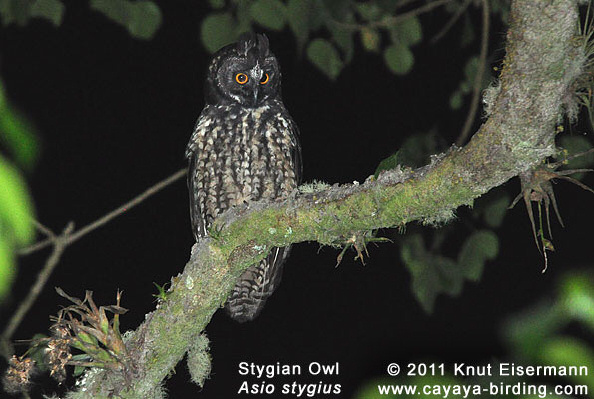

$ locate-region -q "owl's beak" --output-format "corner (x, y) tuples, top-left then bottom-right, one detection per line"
(252, 85), (260, 104)
(250, 66), (263, 106)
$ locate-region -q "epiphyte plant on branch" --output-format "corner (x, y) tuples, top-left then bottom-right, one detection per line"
(508, 152), (594, 270)
(1, 0), (594, 397)
(506, 4), (594, 270)
(2, 289), (130, 394)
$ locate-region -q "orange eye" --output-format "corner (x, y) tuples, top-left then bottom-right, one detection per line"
(260, 73), (270, 85)
(235, 73), (248, 84)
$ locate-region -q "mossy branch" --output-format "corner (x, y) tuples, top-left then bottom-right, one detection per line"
(64, 0), (582, 397)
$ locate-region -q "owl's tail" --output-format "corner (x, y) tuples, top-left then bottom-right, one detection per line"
(225, 246), (290, 322)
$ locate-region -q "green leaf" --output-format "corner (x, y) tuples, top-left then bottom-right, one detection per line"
(457, 230), (498, 281)
(78, 331), (99, 346)
(30, 0), (64, 26)
(353, 377), (399, 399)
(459, 55), (490, 93)
(200, 12), (238, 53)
(401, 230), (498, 313)
(321, 0), (351, 18)
(1, 0), (34, 26)
(459, 80), (471, 93)
(0, 235), (15, 300)
(90, 0), (162, 40)
(393, 16), (422, 46)
(0, 154), (34, 300)
(0, 0), (13, 25)
(306, 39), (343, 80)
(127, 1), (162, 40)
(355, 2), (382, 21)
(360, 27), (380, 52)
(398, 130), (438, 167)
(287, 0), (311, 51)
(152, 281), (169, 301)
(235, 0), (252, 33)
(90, 0), (127, 26)
(449, 90), (463, 110)
(559, 273), (594, 331)
(384, 43), (414, 75)
(28, 334), (51, 371)
(540, 337), (594, 390)
(374, 151), (399, 178)
(464, 56), (479, 81)
(401, 234), (465, 313)
(250, 0), (286, 31)
(491, 0), (510, 24)
(0, 82), (39, 169)
(376, 0), (399, 13)
(208, 0), (225, 9)
(305, 0), (326, 31)
(482, 194), (510, 228)
(502, 300), (566, 360)
(328, 23), (354, 63)
(0, 156), (35, 246)
(558, 135), (594, 173)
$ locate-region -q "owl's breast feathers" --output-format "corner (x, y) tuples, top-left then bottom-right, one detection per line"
(187, 100), (301, 322)
(186, 101), (300, 239)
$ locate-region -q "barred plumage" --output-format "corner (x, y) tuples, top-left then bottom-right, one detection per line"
(186, 33), (301, 322)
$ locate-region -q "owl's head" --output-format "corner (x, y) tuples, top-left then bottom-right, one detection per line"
(205, 33), (282, 108)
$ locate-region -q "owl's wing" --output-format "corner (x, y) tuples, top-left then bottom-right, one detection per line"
(186, 110), (211, 240)
(187, 153), (208, 239)
(185, 109), (208, 159)
(289, 119), (303, 185)
(273, 112), (302, 185)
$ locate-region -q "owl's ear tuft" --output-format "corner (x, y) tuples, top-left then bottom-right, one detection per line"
(256, 34), (270, 57)
(236, 32), (256, 55)
(236, 32), (270, 58)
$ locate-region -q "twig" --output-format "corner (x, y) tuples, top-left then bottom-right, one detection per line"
(1, 223), (73, 360)
(33, 220), (56, 239)
(394, 0), (418, 11)
(66, 168), (187, 245)
(456, 0), (490, 146)
(431, 0), (473, 44)
(3, 168), (186, 359)
(18, 168), (187, 256)
(329, 0), (454, 31)
(392, 0), (454, 25)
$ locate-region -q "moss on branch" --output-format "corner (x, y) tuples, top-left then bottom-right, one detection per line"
(64, 0), (583, 397)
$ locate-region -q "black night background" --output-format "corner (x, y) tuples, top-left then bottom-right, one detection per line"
(1, 1), (593, 397)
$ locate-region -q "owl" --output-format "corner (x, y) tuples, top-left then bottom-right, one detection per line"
(186, 33), (302, 322)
